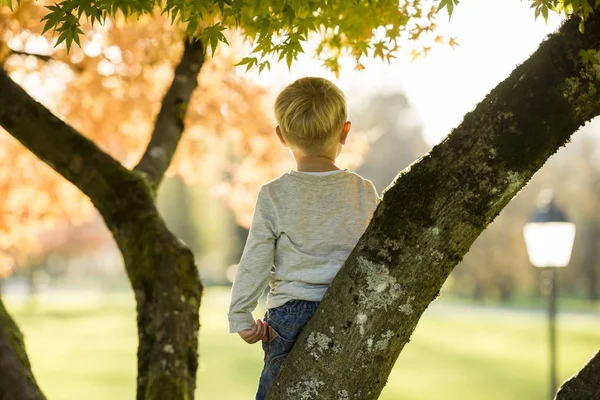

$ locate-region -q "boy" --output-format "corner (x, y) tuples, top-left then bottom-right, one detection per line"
(228, 77), (379, 400)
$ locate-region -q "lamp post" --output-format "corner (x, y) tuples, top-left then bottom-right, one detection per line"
(523, 190), (576, 400)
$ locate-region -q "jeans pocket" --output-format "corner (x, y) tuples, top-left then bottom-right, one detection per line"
(265, 327), (295, 372)
(267, 310), (304, 341)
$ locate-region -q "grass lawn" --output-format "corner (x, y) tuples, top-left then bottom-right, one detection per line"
(5, 287), (600, 400)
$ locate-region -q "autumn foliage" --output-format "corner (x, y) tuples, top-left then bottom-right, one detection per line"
(0, 1), (282, 275)
(0, 1), (373, 276)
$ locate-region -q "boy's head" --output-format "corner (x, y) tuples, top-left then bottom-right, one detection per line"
(274, 77), (348, 154)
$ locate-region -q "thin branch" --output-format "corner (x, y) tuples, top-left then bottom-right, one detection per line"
(0, 66), (136, 208)
(8, 49), (85, 72)
(555, 351), (600, 400)
(0, 40), (84, 72)
(8, 49), (53, 62)
(134, 37), (205, 190)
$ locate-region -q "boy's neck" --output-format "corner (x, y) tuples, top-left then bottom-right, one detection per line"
(294, 154), (340, 172)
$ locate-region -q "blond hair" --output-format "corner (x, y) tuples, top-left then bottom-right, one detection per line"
(274, 77), (347, 153)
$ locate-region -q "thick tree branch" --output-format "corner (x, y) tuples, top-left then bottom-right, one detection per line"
(0, 67), (140, 208)
(268, 13), (600, 400)
(134, 38), (205, 190)
(0, 297), (45, 400)
(555, 351), (600, 400)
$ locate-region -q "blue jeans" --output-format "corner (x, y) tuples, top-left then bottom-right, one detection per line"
(255, 300), (319, 400)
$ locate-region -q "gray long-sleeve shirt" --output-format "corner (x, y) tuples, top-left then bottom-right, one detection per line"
(228, 169), (379, 333)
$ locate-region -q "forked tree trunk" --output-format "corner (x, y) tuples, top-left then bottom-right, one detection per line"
(0, 39), (205, 400)
(267, 13), (600, 400)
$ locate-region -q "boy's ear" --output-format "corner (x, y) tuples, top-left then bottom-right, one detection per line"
(340, 121), (351, 145)
(276, 126), (289, 148)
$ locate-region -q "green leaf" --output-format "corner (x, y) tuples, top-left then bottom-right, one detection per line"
(41, 4), (64, 35)
(216, 0), (233, 14)
(202, 23), (228, 57)
(258, 60), (271, 74)
(235, 56), (258, 72)
(438, 0), (458, 18)
(56, 29), (71, 52)
(541, 5), (549, 21)
(282, 4), (295, 24)
(73, 27), (83, 47)
(187, 18), (198, 35)
(373, 41), (385, 59)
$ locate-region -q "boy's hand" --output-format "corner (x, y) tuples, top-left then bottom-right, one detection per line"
(238, 319), (268, 344)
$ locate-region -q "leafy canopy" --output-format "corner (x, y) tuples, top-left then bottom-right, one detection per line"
(0, 0), (599, 73)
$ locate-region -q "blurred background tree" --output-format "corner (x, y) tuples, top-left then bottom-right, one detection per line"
(353, 92), (430, 191)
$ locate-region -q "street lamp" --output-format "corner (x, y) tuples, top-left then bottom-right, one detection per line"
(523, 189), (576, 400)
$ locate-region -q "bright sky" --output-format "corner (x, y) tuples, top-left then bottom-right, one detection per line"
(250, 0), (563, 146)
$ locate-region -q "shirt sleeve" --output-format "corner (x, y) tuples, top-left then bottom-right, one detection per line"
(228, 186), (277, 333)
(365, 179), (381, 207)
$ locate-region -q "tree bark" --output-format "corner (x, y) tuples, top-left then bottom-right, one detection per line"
(268, 13), (600, 400)
(135, 39), (205, 190)
(0, 37), (205, 400)
(555, 351), (600, 400)
(0, 297), (46, 400)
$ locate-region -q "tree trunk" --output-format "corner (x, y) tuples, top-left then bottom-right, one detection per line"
(0, 39), (205, 400)
(268, 13), (600, 400)
(555, 351), (600, 400)
(91, 177), (203, 400)
(0, 297), (46, 400)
